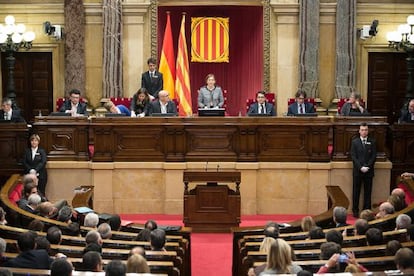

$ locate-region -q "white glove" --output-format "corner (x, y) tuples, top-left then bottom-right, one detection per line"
(360, 166), (369, 173)
(29, 169), (36, 175)
(130, 111), (136, 117)
(138, 112), (145, 118)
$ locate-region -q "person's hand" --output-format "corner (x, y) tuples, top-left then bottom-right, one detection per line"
(130, 111), (136, 117)
(55, 253), (67, 258)
(149, 95), (155, 101)
(346, 252), (357, 265)
(29, 169), (36, 175)
(355, 101), (360, 107)
(360, 166), (369, 173)
(247, 267), (256, 276)
(401, 172), (413, 178)
(326, 253), (339, 268)
(137, 112), (145, 118)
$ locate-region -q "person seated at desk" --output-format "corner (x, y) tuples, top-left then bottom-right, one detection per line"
(287, 89), (315, 115)
(247, 91), (276, 116)
(130, 88), (151, 117)
(340, 92), (367, 116)
(0, 97), (25, 122)
(198, 73), (224, 109)
(104, 100), (131, 116)
(59, 89), (88, 116)
(399, 99), (414, 123)
(150, 90), (177, 115)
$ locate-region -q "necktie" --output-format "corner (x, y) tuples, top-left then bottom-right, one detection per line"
(299, 104), (303, 114)
(362, 139), (366, 147)
(260, 104), (264, 114)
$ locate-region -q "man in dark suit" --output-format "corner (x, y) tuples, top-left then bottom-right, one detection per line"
(141, 57), (163, 99)
(0, 97), (25, 122)
(351, 123), (377, 218)
(150, 90), (177, 115)
(4, 231), (53, 269)
(399, 99), (414, 123)
(59, 89), (88, 116)
(287, 90), (315, 115)
(247, 91), (276, 116)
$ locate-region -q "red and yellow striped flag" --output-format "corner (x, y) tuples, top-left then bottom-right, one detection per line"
(175, 14), (192, 117)
(191, 17), (229, 63)
(159, 12), (176, 98)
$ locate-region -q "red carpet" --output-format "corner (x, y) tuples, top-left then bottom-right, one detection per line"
(120, 214), (357, 276)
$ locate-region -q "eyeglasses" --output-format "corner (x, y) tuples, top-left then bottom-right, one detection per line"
(257, 96), (265, 98)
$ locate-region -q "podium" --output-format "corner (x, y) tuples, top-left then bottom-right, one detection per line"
(183, 171), (241, 232)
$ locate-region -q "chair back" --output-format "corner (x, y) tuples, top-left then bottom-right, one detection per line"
(110, 97), (132, 109)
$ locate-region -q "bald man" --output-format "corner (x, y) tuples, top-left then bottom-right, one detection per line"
(150, 90), (177, 116)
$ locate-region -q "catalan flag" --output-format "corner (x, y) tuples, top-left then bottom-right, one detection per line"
(175, 14), (192, 117)
(159, 12), (176, 98)
(191, 17), (229, 63)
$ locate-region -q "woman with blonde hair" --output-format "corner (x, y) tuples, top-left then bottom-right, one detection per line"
(301, 216), (316, 233)
(248, 237), (276, 276)
(126, 253), (150, 273)
(260, 238), (302, 275)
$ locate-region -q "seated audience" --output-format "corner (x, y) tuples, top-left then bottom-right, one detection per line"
(354, 218), (369, 236)
(376, 201), (395, 219)
(59, 89), (88, 116)
(287, 89), (315, 115)
(27, 219), (44, 231)
(333, 206), (348, 227)
(264, 221), (280, 239)
(260, 238), (302, 275)
(50, 258), (73, 276)
(150, 90), (177, 115)
(126, 254), (150, 273)
(395, 248), (414, 274)
(345, 263), (364, 273)
(128, 246), (146, 258)
(82, 251), (103, 272)
(61, 222), (81, 237)
(105, 259), (126, 276)
(365, 227), (383, 245)
(98, 222), (112, 239)
(3, 231), (53, 269)
(407, 224), (414, 241)
(23, 193), (41, 214)
(17, 181), (38, 209)
(104, 100), (131, 116)
(108, 214), (122, 231)
(359, 209), (375, 221)
(35, 236), (51, 253)
(340, 92), (367, 116)
(38, 201), (58, 219)
(135, 228), (151, 241)
(247, 91), (276, 116)
(326, 230), (343, 246)
(0, 97), (25, 123)
(198, 73), (224, 109)
(391, 187), (408, 209)
(308, 226), (325, 240)
(0, 207), (7, 225)
(388, 194), (405, 212)
(57, 205), (73, 223)
(0, 269), (11, 276)
(300, 216), (316, 233)
(145, 219), (158, 230)
(47, 226), (62, 245)
(84, 212), (99, 228)
(0, 238), (7, 265)
(318, 243), (367, 274)
(150, 228), (166, 251)
(130, 88), (151, 117)
(248, 237), (276, 276)
(396, 214), (412, 230)
(399, 98), (414, 123)
(84, 230), (103, 253)
(385, 240), (402, 256)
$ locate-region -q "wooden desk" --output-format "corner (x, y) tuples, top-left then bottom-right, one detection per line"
(332, 116), (388, 161)
(0, 123), (28, 179)
(33, 116), (89, 161)
(90, 116), (331, 162)
(183, 171), (241, 232)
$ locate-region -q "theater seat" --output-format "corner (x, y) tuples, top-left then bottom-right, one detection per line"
(246, 93), (276, 112)
(172, 98), (180, 113)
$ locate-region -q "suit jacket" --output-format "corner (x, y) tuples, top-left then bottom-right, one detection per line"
(150, 100), (177, 115)
(130, 94), (151, 116)
(141, 71), (163, 98)
(350, 136), (377, 177)
(198, 86), (224, 108)
(4, 249), (53, 269)
(287, 102), (315, 115)
(22, 147), (47, 181)
(399, 109), (414, 123)
(247, 102), (276, 116)
(340, 102), (367, 116)
(0, 109), (25, 123)
(59, 100), (88, 115)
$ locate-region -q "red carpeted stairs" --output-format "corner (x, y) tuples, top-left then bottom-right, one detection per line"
(120, 214), (357, 276)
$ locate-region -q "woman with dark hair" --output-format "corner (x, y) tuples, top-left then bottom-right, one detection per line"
(198, 74), (224, 109)
(130, 88), (151, 117)
(23, 134), (47, 196)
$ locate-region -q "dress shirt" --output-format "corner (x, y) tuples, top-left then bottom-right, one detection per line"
(71, 103), (78, 116)
(259, 103), (266, 114)
(160, 102), (168, 113)
(298, 103), (304, 114)
(4, 110), (12, 120)
(31, 147), (38, 160)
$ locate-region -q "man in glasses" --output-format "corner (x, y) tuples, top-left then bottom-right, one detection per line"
(247, 91), (276, 116)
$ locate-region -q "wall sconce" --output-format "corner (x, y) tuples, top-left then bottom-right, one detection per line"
(0, 15), (35, 107)
(43, 21), (64, 40)
(387, 15), (414, 102)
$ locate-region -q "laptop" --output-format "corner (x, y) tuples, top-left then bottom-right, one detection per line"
(198, 108), (225, 117)
(49, 112), (71, 116)
(105, 113), (127, 117)
(151, 113), (177, 117)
